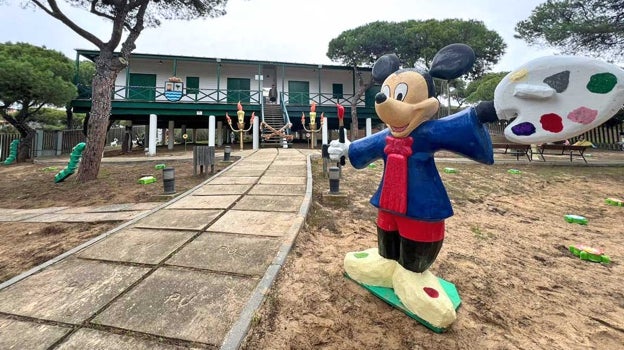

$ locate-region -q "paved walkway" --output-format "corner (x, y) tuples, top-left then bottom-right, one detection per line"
(1, 146), (622, 349)
(0, 148), (315, 350)
(0, 203), (162, 223)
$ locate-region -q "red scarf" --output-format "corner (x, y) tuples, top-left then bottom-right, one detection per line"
(379, 136), (413, 214)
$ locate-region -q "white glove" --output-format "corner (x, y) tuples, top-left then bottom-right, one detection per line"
(328, 138), (350, 162)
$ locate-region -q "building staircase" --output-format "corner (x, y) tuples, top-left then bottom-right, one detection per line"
(261, 104), (291, 147)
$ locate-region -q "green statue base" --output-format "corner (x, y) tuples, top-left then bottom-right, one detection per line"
(345, 273), (461, 333)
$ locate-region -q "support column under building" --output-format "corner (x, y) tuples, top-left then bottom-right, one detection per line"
(148, 114), (157, 156)
(168, 120), (175, 150)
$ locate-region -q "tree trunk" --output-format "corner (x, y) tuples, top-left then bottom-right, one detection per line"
(17, 130), (35, 163)
(350, 67), (374, 141)
(76, 57), (118, 182)
(350, 100), (360, 140)
(65, 105), (73, 129)
(12, 117), (35, 163)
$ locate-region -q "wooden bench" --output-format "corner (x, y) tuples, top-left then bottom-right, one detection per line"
(491, 143), (532, 161)
(193, 146), (215, 175)
(536, 144), (588, 163)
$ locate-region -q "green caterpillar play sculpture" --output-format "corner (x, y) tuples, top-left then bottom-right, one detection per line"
(3, 139), (19, 165)
(54, 142), (86, 183)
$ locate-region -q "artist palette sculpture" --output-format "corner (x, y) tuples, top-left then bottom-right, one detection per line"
(328, 44), (624, 332)
(495, 56), (624, 144)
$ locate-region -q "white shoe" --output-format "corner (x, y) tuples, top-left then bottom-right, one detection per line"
(344, 248), (397, 288)
(392, 265), (457, 329)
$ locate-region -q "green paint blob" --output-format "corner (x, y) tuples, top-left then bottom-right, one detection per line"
(354, 252), (369, 259)
(586, 73), (617, 94)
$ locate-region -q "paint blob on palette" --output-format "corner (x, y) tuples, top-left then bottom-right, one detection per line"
(494, 56), (624, 144)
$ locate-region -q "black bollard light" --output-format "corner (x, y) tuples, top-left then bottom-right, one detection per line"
(224, 145), (231, 161)
(163, 167), (175, 194)
(329, 166), (340, 193)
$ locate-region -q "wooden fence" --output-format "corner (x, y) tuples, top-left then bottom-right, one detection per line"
(0, 133), (21, 162)
(2, 120), (621, 162)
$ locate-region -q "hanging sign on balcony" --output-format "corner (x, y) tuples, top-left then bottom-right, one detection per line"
(164, 77), (183, 102)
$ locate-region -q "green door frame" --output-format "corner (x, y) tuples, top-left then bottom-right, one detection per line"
(128, 73), (157, 101)
(288, 80), (309, 105)
(227, 78), (251, 103)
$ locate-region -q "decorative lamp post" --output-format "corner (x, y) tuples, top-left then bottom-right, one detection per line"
(301, 102), (324, 149)
(226, 101), (255, 150)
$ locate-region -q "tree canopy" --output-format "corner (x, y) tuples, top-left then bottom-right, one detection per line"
(326, 19), (506, 132)
(401, 19), (506, 79)
(464, 72), (509, 104)
(22, 0), (229, 181)
(0, 42), (77, 161)
(327, 21), (404, 67)
(327, 19), (506, 79)
(515, 0), (624, 61)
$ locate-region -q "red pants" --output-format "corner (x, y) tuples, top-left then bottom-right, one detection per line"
(376, 209), (445, 242)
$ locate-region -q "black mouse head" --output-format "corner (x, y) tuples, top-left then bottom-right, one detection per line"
(372, 44), (476, 138)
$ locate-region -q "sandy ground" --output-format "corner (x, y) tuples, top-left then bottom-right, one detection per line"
(1, 145), (623, 349)
(242, 154), (624, 350)
(0, 146), (228, 283)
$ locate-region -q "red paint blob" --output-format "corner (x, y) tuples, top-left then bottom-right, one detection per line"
(540, 113), (564, 133)
(423, 287), (439, 298)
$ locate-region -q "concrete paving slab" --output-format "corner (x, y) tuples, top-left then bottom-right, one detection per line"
(24, 212), (139, 223)
(226, 164), (268, 170)
(166, 232), (281, 276)
(193, 184), (252, 195)
(0, 258), (149, 324)
(133, 209), (222, 231)
(0, 207), (67, 222)
(270, 160), (307, 167)
(56, 328), (197, 350)
(259, 176), (306, 185)
(92, 266), (258, 346)
(208, 176), (259, 185)
(0, 316), (71, 350)
(249, 184), (306, 196)
(238, 159), (273, 164)
(264, 168), (306, 177)
(88, 203), (133, 212)
(221, 169), (265, 177)
(207, 210), (297, 236)
(20, 213), (73, 222)
(127, 202), (162, 211)
(56, 206), (93, 214)
(77, 228), (195, 264)
(167, 195), (239, 209)
(233, 195), (303, 212)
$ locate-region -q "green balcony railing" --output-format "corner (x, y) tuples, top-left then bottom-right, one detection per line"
(75, 85), (370, 108)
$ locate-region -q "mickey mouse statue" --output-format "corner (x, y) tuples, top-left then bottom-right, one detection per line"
(328, 44), (495, 330)
(328, 43), (624, 330)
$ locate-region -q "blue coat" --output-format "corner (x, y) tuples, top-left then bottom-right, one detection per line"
(348, 107), (494, 221)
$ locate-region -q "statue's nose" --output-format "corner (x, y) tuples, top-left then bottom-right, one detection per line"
(375, 92), (387, 104)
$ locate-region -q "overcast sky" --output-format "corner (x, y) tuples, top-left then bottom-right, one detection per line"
(1, 0), (558, 72)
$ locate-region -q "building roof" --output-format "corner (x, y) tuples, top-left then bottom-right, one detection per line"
(75, 49), (372, 72)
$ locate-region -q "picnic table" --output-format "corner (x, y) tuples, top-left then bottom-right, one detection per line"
(491, 143), (532, 161)
(535, 144), (589, 163)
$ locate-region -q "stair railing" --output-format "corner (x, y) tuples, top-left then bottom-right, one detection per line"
(280, 92), (292, 136)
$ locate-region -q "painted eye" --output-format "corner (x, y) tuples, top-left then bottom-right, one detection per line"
(381, 85), (390, 97)
(394, 83), (408, 101)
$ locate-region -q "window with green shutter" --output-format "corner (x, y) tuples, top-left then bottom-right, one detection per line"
(186, 76), (199, 96)
(332, 83), (343, 99)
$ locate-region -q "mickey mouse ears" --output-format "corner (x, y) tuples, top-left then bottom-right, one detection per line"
(429, 43), (475, 80)
(372, 54), (401, 83)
